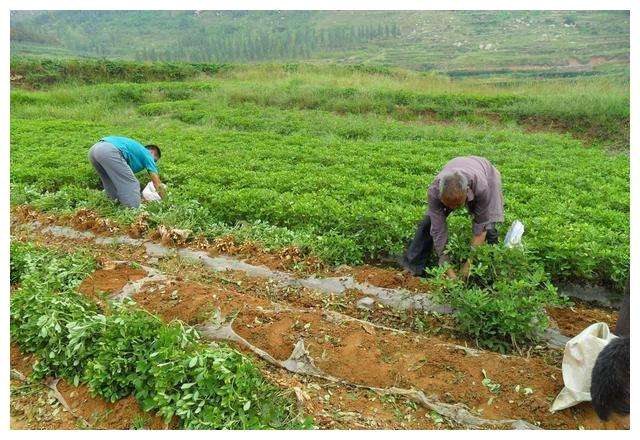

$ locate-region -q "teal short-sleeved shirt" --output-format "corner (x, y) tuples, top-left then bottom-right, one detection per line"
(101, 135), (158, 174)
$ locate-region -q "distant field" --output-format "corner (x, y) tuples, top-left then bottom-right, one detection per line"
(10, 62), (630, 289)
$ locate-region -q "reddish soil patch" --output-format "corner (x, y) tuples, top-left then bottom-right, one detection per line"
(589, 56), (608, 67)
(347, 265), (431, 292)
(131, 280), (272, 326)
(235, 311), (299, 361)
(233, 306), (627, 429)
(11, 343), (36, 377)
(78, 266), (147, 305)
(548, 301), (619, 338)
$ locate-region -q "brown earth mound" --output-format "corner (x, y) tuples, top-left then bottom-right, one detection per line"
(548, 301), (618, 338)
(56, 381), (168, 429)
(78, 265), (147, 305)
(348, 265), (431, 292)
(69, 208), (120, 235)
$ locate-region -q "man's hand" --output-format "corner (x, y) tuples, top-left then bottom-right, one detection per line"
(445, 268), (457, 280)
(460, 231), (488, 279)
(149, 173), (166, 199)
(470, 231), (487, 247)
(460, 260), (471, 279)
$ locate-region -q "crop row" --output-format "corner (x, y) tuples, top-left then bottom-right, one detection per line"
(10, 73), (630, 288)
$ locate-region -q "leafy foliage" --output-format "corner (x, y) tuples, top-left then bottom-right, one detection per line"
(10, 241), (96, 292)
(9, 243), (311, 429)
(10, 242), (100, 382)
(430, 245), (568, 352)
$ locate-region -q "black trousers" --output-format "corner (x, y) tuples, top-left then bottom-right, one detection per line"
(401, 211), (498, 277)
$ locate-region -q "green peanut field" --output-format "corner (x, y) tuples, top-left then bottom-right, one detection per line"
(10, 60), (630, 289)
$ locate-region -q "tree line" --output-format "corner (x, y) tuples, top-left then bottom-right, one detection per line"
(133, 23), (401, 62)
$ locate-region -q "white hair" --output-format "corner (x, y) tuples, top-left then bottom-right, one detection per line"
(439, 171), (468, 198)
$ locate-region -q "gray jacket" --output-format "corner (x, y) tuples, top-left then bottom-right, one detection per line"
(427, 156), (504, 265)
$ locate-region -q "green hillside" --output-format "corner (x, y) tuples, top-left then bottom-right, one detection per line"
(10, 10), (629, 75)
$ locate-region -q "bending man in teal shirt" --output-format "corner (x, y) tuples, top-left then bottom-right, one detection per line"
(88, 135), (166, 208)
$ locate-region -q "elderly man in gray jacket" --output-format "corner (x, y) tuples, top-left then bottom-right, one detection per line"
(400, 156), (504, 279)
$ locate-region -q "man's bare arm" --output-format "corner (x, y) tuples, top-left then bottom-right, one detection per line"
(149, 173), (166, 199)
(470, 230), (487, 247)
(460, 230), (487, 278)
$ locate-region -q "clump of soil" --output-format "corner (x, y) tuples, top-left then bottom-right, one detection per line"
(78, 265), (147, 305)
(207, 235), (235, 254)
(11, 205), (59, 229)
(548, 300), (619, 337)
(11, 343), (36, 377)
(69, 208), (120, 235)
(151, 224), (192, 246)
(191, 235), (211, 250)
(209, 235), (324, 274)
(56, 381), (169, 429)
(234, 311), (299, 361)
(128, 213), (150, 238)
(347, 265), (431, 292)
(11, 205), (40, 223)
(131, 279), (272, 326)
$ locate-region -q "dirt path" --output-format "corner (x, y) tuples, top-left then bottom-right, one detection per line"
(9, 210), (627, 430)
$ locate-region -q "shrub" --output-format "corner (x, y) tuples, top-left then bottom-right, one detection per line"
(430, 245), (568, 353)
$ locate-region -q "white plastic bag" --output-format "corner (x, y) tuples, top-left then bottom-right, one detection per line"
(503, 220), (524, 248)
(550, 322), (617, 412)
(142, 181), (163, 202)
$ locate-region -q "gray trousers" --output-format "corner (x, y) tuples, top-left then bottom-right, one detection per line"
(88, 141), (141, 208)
